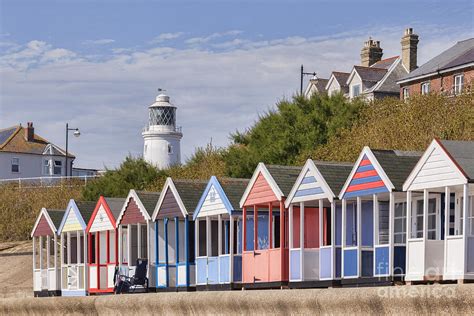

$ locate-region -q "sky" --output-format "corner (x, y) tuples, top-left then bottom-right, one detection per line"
(1, 0), (473, 170)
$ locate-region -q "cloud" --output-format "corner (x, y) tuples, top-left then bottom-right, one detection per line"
(1, 26), (471, 169)
(185, 30), (242, 45)
(83, 39), (115, 45)
(149, 32), (184, 44)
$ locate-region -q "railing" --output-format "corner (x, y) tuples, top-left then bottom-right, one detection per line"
(0, 175), (101, 188)
(142, 124), (182, 133)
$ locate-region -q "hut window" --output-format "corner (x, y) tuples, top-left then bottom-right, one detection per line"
(130, 225), (138, 264)
(70, 235), (78, 264)
(257, 210), (269, 250)
(140, 225), (148, 259)
(346, 202), (358, 246)
(11, 157), (19, 173)
(167, 220), (176, 264)
(121, 226), (128, 264)
(273, 210), (281, 249)
(210, 220), (219, 256)
(378, 201), (389, 245)
(221, 219), (230, 255)
(79, 232), (84, 264)
(109, 231), (116, 263)
(291, 207), (300, 248)
(198, 220), (207, 257)
(304, 207), (319, 248)
(245, 215), (254, 251)
(53, 160), (62, 175)
(188, 223), (195, 262)
(178, 220), (185, 260)
(468, 197), (474, 236)
(90, 234), (96, 264)
(426, 198), (437, 240)
(100, 232), (107, 264)
(233, 220), (242, 254)
(394, 202), (407, 244)
(157, 220), (166, 262)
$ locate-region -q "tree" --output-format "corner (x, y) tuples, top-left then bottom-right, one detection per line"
(82, 156), (164, 200)
(224, 92), (364, 177)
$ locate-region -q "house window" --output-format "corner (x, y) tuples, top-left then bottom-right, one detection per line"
(402, 87), (410, 100)
(454, 74), (464, 95)
(43, 159), (51, 175)
(421, 82), (430, 95)
(168, 144), (173, 154)
(53, 160), (62, 175)
(11, 158), (19, 173)
(351, 84), (361, 97)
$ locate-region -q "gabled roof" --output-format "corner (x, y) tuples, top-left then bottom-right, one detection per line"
(193, 176), (249, 219)
(370, 149), (421, 190)
(31, 208), (65, 237)
(371, 56), (399, 69)
(153, 178), (207, 219)
(398, 38), (474, 83)
(325, 72), (350, 94)
(352, 66), (387, 83)
(285, 159), (352, 206)
(0, 125), (74, 157)
(305, 77), (329, 97)
(117, 190), (161, 225)
(58, 199), (96, 233)
(366, 57), (408, 94)
(240, 163), (301, 207)
(339, 147), (421, 199)
(104, 197), (126, 220)
(74, 201), (96, 223)
(439, 139), (474, 181)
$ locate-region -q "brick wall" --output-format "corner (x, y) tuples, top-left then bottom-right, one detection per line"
(400, 66), (474, 98)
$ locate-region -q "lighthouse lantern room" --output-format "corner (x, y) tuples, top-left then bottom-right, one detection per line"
(142, 92), (183, 169)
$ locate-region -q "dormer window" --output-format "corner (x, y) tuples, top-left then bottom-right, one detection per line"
(351, 84), (361, 98)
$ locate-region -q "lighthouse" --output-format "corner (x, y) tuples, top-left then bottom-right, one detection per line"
(142, 91), (182, 169)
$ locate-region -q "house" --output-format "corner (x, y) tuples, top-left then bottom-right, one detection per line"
(86, 196), (125, 294)
(31, 208), (65, 297)
(338, 147), (420, 286)
(239, 163), (301, 288)
(304, 76), (329, 98)
(57, 199), (96, 296)
(403, 139), (474, 283)
(116, 190), (161, 289)
(284, 160), (352, 287)
(151, 178), (207, 291)
(305, 28), (418, 100)
(193, 176), (249, 290)
(397, 38), (474, 99)
(0, 122), (74, 180)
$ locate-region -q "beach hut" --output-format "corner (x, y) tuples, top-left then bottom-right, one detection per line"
(239, 163), (301, 288)
(193, 176), (249, 290)
(403, 139), (474, 283)
(86, 196), (125, 294)
(116, 190), (161, 289)
(31, 208), (64, 297)
(285, 160), (352, 287)
(57, 200), (96, 296)
(151, 178), (207, 291)
(338, 147), (420, 286)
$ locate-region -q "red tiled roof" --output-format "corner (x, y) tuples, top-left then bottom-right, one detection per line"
(371, 56), (399, 69)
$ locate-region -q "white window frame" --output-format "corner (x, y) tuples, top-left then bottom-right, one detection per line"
(351, 84), (361, 98)
(11, 157), (19, 173)
(402, 87), (409, 101)
(421, 81), (430, 95)
(53, 160), (63, 175)
(454, 74), (464, 95)
(43, 159), (51, 175)
(394, 201), (407, 244)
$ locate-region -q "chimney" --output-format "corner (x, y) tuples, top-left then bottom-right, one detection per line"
(360, 37), (383, 67)
(401, 28), (419, 72)
(25, 122), (34, 142)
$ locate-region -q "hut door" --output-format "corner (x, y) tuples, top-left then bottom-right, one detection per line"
(68, 266), (78, 290)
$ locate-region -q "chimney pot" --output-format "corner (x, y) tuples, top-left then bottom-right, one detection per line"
(360, 37), (383, 67)
(25, 122), (34, 142)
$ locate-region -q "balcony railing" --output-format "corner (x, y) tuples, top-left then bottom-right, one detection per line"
(142, 124), (182, 133)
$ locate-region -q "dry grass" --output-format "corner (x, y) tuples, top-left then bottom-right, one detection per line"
(0, 183), (83, 242)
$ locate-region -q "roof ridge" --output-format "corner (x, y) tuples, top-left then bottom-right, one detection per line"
(266, 164), (301, 170)
(355, 65), (387, 71)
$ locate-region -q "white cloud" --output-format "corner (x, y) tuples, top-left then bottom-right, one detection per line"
(185, 30), (242, 45)
(0, 26), (471, 169)
(83, 39), (115, 45)
(149, 32), (184, 44)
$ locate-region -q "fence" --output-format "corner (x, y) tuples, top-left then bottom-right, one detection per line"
(0, 175), (101, 189)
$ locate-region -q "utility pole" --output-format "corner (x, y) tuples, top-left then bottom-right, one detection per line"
(300, 64), (317, 95)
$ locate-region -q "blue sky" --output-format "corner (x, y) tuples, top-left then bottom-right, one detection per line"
(1, 0), (473, 169)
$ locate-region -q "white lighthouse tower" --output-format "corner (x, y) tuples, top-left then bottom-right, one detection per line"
(142, 91), (182, 169)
